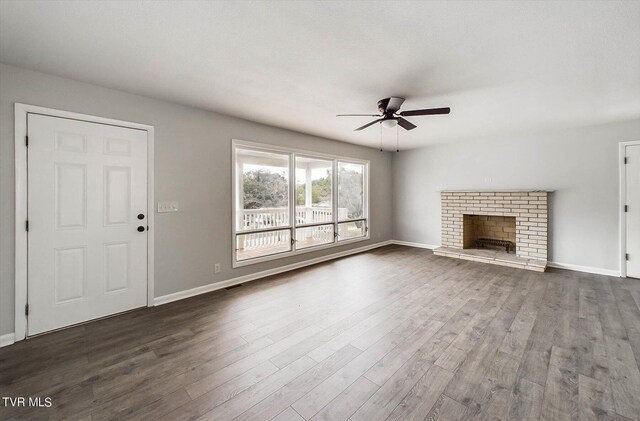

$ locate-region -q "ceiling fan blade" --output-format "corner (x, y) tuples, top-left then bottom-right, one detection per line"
(386, 97), (405, 113)
(396, 117), (417, 131)
(355, 119), (384, 131)
(336, 113), (381, 117)
(398, 107), (450, 117)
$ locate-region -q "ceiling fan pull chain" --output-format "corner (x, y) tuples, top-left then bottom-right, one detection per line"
(396, 125), (399, 152)
(380, 122), (383, 152)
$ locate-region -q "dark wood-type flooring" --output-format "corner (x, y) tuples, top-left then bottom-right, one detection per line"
(1, 245), (640, 420)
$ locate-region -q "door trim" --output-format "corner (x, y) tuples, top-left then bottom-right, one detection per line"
(14, 103), (155, 341)
(619, 140), (640, 278)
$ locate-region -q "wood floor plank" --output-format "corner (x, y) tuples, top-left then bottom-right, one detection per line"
(310, 376), (379, 421)
(351, 334), (453, 421)
(443, 277), (522, 406)
(272, 407), (306, 421)
(540, 345), (579, 420)
(602, 335), (640, 420)
(467, 351), (520, 420)
(385, 364), (454, 421)
(235, 345), (362, 421)
(186, 325), (321, 399)
(578, 374), (616, 421)
(611, 282), (640, 368)
(111, 387), (192, 421)
(452, 281), (530, 418)
(306, 280), (436, 362)
(499, 275), (547, 359)
(631, 290), (640, 312)
(195, 356), (317, 421)
(364, 319), (444, 386)
(435, 275), (512, 371)
(576, 287), (610, 383)
(164, 360), (279, 420)
(433, 344), (468, 373)
(87, 336), (276, 419)
(269, 272), (426, 368)
(518, 275), (565, 387)
(424, 394), (467, 421)
(291, 332), (403, 419)
(507, 377), (544, 421)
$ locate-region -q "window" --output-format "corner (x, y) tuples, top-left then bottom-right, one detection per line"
(233, 141), (369, 266)
(337, 161), (366, 241)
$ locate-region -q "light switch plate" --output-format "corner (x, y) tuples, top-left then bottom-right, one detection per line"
(157, 201), (179, 213)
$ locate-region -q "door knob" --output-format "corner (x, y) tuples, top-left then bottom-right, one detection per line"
(137, 226), (145, 232)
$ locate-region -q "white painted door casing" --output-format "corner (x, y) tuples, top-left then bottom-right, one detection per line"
(626, 144), (640, 279)
(27, 114), (148, 335)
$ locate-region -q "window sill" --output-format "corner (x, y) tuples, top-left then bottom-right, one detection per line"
(232, 234), (370, 268)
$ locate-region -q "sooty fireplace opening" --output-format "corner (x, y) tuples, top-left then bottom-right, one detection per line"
(463, 215), (516, 254)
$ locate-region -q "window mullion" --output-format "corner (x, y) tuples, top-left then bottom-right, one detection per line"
(365, 163), (369, 224)
(333, 159), (338, 243)
(290, 152), (296, 251)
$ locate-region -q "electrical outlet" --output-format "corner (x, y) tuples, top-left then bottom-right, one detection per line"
(214, 263), (221, 273)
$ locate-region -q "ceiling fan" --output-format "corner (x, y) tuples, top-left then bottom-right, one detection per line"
(337, 97), (450, 131)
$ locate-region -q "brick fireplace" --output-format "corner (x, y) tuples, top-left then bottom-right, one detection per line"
(434, 191), (549, 271)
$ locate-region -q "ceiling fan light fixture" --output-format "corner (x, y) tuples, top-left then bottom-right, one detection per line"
(381, 119), (397, 129)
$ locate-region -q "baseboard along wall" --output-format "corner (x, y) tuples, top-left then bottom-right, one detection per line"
(0, 333), (15, 348)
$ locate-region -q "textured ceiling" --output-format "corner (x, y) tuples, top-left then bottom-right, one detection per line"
(1, 0), (639, 149)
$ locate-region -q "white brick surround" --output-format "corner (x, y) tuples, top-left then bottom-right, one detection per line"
(435, 191), (549, 271)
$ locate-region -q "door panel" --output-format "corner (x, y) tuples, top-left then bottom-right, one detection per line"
(104, 166), (131, 226)
(627, 144), (640, 278)
(28, 114), (148, 335)
(54, 247), (86, 303)
(55, 163), (87, 229)
(104, 242), (129, 292)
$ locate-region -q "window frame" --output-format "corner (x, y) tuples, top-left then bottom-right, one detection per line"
(232, 139), (370, 268)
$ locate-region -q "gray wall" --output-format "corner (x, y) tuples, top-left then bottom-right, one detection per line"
(392, 120), (640, 272)
(0, 63), (394, 335)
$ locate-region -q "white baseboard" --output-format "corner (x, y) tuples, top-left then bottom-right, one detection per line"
(0, 333), (15, 348)
(391, 240), (440, 250)
(547, 261), (620, 277)
(154, 240), (394, 306)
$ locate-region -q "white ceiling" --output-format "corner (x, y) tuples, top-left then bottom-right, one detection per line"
(1, 1), (639, 149)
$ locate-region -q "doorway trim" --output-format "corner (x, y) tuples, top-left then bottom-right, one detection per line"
(619, 139), (640, 278)
(14, 103), (155, 341)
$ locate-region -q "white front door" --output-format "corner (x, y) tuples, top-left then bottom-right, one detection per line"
(27, 114), (148, 335)
(626, 144), (640, 279)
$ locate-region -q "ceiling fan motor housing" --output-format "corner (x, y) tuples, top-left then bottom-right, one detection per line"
(377, 97), (405, 115)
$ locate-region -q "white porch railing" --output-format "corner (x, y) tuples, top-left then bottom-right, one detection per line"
(237, 207), (349, 257)
(241, 206), (347, 230)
